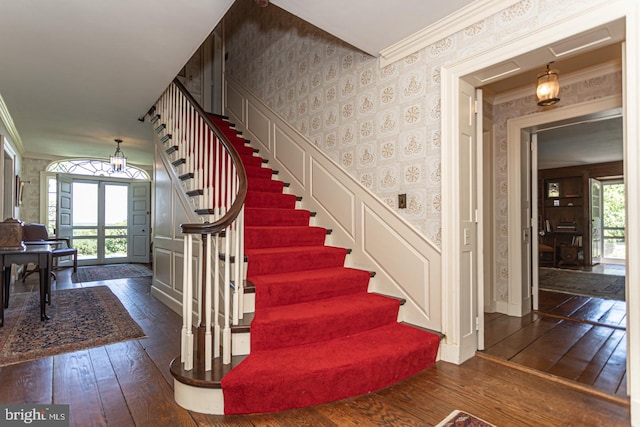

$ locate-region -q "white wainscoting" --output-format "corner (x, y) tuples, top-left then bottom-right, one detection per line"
(225, 78), (442, 331)
(151, 143), (201, 317)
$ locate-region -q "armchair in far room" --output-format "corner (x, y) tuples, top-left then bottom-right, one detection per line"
(21, 223), (78, 282)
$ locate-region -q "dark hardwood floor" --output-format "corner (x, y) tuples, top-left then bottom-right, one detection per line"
(0, 268), (630, 426)
(483, 284), (628, 399)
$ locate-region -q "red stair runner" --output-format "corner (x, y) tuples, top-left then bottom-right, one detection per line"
(210, 115), (440, 414)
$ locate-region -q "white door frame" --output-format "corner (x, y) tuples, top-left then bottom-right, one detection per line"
(506, 96), (622, 315)
(530, 133), (539, 311)
(441, 1), (639, 422)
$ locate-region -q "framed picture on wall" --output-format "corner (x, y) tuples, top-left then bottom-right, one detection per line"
(547, 182), (560, 198)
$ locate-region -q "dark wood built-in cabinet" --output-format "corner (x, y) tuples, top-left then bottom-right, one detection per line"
(539, 174), (586, 266)
(537, 161), (623, 268)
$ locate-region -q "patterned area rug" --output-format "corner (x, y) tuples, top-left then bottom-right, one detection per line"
(0, 286), (146, 367)
(72, 263), (152, 283)
(538, 267), (625, 301)
(435, 410), (496, 427)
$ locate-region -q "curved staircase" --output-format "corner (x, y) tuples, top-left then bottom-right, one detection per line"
(207, 115), (441, 415)
(151, 81), (441, 415)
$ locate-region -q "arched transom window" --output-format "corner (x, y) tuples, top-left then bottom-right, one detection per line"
(46, 159), (150, 180)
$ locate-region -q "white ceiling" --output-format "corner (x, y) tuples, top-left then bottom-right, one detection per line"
(0, 0), (624, 170)
(0, 0), (235, 167)
(270, 0), (476, 56)
(537, 116), (623, 171)
(0, 0), (477, 167)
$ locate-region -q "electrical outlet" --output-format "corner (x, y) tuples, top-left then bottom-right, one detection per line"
(398, 193), (407, 209)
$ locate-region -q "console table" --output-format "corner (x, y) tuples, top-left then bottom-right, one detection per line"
(0, 244), (52, 326)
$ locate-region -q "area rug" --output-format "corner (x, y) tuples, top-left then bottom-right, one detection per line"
(435, 410), (496, 427)
(72, 263), (152, 283)
(0, 286), (146, 367)
(538, 267), (625, 301)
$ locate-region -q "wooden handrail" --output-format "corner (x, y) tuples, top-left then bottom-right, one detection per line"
(149, 78), (249, 370)
(172, 78), (247, 236)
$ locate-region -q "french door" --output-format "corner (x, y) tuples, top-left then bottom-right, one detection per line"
(56, 175), (150, 265)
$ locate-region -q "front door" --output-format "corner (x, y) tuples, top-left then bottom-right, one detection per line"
(71, 180), (129, 264)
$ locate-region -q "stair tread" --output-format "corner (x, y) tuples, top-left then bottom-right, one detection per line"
(249, 267), (372, 308)
(245, 245), (346, 256)
(245, 246), (348, 276)
(245, 225), (324, 232)
(221, 323), (440, 414)
(229, 323), (439, 372)
(245, 206), (313, 225)
(255, 292), (397, 321)
(249, 266), (368, 282)
(245, 226), (327, 249)
(251, 293), (401, 350)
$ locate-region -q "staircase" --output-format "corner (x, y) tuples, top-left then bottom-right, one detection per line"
(150, 79), (441, 415)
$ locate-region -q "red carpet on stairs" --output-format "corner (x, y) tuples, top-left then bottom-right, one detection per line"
(209, 115), (441, 415)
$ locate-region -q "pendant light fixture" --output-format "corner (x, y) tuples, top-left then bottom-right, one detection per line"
(110, 138), (127, 172)
(536, 63), (560, 106)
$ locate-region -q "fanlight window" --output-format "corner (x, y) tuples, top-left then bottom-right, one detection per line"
(47, 159), (150, 180)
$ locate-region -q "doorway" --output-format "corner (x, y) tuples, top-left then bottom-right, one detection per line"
(47, 174), (151, 266)
(2, 149), (13, 219)
(71, 180), (129, 264)
(482, 115), (629, 396)
(441, 3), (638, 419)
(600, 179), (626, 265)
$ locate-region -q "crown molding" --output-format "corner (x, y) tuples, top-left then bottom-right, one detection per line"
(378, 0), (517, 67)
(0, 93), (24, 155)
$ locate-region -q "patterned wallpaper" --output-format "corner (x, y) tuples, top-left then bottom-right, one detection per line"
(19, 157), (50, 224)
(225, 0), (605, 250)
(224, 0), (610, 302)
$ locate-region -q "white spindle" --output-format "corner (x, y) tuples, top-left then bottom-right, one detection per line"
(154, 81), (244, 371)
(237, 208), (245, 320)
(205, 234), (212, 371)
(223, 224), (232, 365)
(181, 234), (189, 363)
(215, 139), (221, 218)
(214, 234), (221, 358)
(184, 234), (194, 371)
(232, 173), (241, 324)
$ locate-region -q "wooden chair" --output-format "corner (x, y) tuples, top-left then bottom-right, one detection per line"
(539, 243), (556, 267)
(21, 223), (78, 282)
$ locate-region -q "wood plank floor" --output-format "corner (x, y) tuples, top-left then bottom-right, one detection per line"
(483, 288), (628, 399)
(0, 268), (630, 426)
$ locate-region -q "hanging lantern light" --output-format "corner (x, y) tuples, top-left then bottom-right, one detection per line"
(536, 63), (560, 106)
(109, 139), (127, 172)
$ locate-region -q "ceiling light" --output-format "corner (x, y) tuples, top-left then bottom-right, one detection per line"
(255, 0), (269, 6)
(110, 139), (127, 172)
(536, 63), (560, 106)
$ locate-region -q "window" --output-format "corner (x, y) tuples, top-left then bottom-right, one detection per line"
(43, 159), (149, 235)
(602, 180), (625, 260)
(47, 159), (150, 180)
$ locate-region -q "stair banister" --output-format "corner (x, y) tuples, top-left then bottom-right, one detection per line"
(149, 78), (247, 369)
